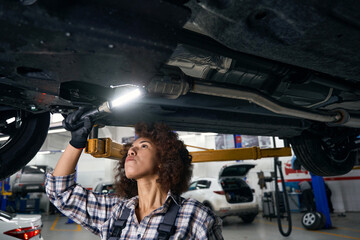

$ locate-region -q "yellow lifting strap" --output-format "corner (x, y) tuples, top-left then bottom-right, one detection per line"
(85, 138), (292, 162)
(1, 183), (12, 196)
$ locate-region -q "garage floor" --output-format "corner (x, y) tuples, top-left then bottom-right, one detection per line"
(40, 212), (360, 240)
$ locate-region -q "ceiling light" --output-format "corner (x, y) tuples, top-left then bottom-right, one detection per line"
(48, 128), (67, 134)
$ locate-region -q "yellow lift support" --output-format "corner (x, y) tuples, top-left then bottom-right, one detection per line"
(1, 183), (12, 196)
(85, 138), (292, 162)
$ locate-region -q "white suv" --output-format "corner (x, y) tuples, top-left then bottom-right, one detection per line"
(182, 163), (259, 223)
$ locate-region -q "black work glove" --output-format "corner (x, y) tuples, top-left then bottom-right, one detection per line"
(62, 107), (93, 149)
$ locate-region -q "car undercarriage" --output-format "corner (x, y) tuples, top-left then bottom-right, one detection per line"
(1, 0), (360, 178)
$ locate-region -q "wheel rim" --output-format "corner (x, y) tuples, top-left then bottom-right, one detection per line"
(303, 212), (316, 226)
(0, 108), (24, 150)
(321, 137), (351, 164)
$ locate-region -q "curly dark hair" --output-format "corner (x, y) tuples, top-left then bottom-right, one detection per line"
(114, 122), (193, 198)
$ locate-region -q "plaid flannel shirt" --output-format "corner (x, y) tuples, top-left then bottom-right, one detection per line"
(45, 172), (224, 240)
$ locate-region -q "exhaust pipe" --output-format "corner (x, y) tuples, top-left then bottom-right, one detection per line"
(191, 83), (340, 123)
(191, 82), (360, 128)
(146, 77), (360, 128)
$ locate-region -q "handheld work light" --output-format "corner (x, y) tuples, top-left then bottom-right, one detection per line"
(79, 85), (144, 121)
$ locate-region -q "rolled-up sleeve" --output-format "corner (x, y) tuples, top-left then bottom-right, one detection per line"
(191, 203), (224, 240)
(45, 172), (120, 235)
(207, 215), (223, 240)
(45, 172), (77, 194)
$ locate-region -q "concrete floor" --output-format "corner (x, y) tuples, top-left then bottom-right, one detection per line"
(40, 212), (360, 240)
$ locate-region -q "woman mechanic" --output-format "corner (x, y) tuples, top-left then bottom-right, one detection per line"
(45, 108), (223, 240)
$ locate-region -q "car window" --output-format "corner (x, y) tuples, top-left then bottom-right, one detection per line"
(196, 180), (211, 189)
(221, 165), (254, 177)
(188, 181), (197, 191)
(102, 184), (114, 194)
(22, 166), (45, 174)
(94, 184), (102, 193)
(0, 210), (14, 220)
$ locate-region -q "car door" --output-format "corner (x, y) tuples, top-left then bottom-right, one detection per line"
(20, 166), (45, 184)
(218, 164), (256, 204)
(192, 180), (211, 203)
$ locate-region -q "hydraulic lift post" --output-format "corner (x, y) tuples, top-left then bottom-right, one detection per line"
(0, 178), (12, 211)
(310, 173), (332, 228)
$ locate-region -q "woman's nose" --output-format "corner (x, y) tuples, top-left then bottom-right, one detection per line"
(128, 148), (136, 156)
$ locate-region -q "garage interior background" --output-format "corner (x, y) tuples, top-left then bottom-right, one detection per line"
(12, 113), (360, 214)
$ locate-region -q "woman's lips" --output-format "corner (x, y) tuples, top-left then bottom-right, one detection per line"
(126, 156), (135, 162)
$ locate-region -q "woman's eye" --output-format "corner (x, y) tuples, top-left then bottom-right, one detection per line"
(141, 144), (148, 149)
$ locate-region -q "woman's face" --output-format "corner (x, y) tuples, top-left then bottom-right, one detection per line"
(125, 137), (159, 180)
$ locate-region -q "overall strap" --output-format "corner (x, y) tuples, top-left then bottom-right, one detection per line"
(108, 207), (131, 240)
(157, 200), (180, 240)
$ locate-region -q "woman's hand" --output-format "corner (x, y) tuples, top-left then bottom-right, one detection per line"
(63, 107), (94, 149)
(53, 108), (94, 176)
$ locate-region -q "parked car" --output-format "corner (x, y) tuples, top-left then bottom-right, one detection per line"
(182, 163), (259, 223)
(93, 181), (115, 194)
(1, 0), (360, 179)
(12, 165), (52, 197)
(0, 210), (43, 240)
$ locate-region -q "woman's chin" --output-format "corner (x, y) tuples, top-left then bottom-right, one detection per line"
(125, 173), (137, 179)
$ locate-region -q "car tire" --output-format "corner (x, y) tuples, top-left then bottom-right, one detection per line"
(21, 192), (28, 198)
(240, 213), (257, 223)
(203, 202), (213, 211)
(0, 109), (50, 179)
(316, 211), (326, 229)
(289, 132), (356, 176)
(301, 211), (322, 230)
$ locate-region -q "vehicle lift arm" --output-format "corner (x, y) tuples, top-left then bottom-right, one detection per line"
(85, 138), (292, 162)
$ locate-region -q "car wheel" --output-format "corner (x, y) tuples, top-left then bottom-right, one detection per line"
(289, 132), (357, 176)
(316, 211), (327, 229)
(301, 211), (322, 230)
(203, 202), (213, 211)
(21, 192), (28, 198)
(0, 107), (50, 179)
(240, 213), (257, 223)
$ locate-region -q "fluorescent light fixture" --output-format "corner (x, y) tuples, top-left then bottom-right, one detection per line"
(38, 151), (51, 155)
(202, 132), (217, 136)
(111, 88), (143, 108)
(6, 117), (15, 124)
(48, 128), (67, 134)
(51, 113), (64, 123)
(37, 150), (65, 154)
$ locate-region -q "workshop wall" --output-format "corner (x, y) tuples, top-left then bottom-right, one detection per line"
(179, 133), (360, 213)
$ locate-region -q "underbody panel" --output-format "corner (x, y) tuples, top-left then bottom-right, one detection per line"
(0, 0), (359, 136)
